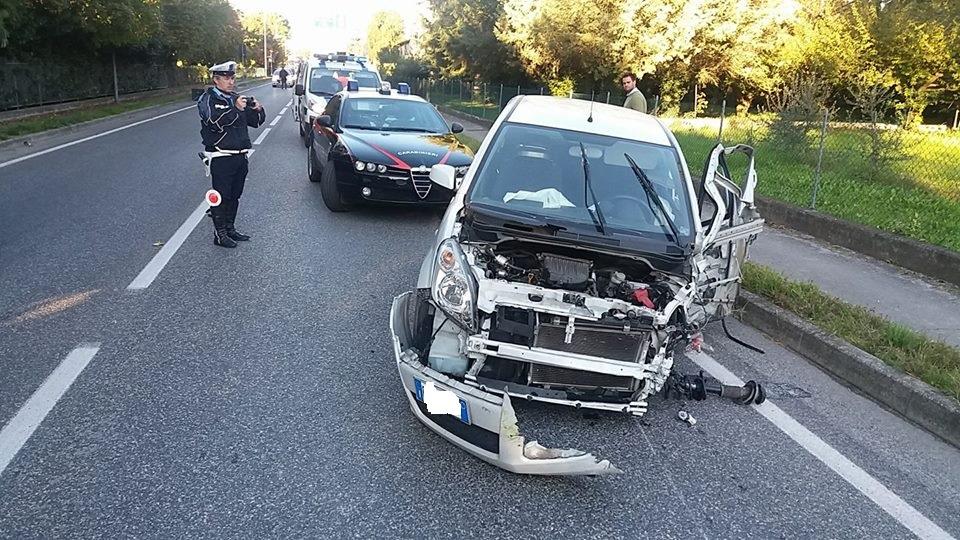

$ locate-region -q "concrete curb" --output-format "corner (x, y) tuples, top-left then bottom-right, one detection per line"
(0, 79), (271, 151)
(436, 105), (494, 128)
(757, 195), (960, 288)
(736, 290), (960, 449)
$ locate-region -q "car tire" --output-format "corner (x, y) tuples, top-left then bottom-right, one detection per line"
(301, 119), (311, 148)
(307, 145), (322, 183)
(320, 158), (349, 212)
(298, 118), (305, 138)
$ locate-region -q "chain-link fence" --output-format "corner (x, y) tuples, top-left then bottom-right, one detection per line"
(0, 60), (260, 112)
(415, 78), (960, 252)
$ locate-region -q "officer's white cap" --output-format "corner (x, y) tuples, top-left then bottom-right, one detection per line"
(211, 61), (237, 76)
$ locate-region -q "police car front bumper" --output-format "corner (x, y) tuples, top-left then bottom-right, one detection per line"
(389, 291), (621, 476)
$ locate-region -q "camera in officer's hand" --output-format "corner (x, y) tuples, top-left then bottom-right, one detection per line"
(244, 96), (256, 108)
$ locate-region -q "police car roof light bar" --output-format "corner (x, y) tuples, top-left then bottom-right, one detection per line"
(347, 79), (360, 92)
(397, 83), (410, 95)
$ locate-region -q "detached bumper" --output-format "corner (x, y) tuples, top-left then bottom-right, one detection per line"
(390, 292), (620, 476)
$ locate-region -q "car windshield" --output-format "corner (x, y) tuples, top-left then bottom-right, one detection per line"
(466, 123), (694, 242)
(340, 98), (450, 133)
(309, 68), (381, 95)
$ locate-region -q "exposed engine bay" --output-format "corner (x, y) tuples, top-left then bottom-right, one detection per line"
(414, 240), (764, 417)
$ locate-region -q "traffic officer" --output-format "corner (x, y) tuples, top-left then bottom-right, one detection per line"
(197, 61), (266, 248)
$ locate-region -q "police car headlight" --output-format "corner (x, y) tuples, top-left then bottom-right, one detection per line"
(432, 239), (478, 333)
(455, 166), (470, 177)
(365, 162), (376, 172)
(376, 164), (387, 173)
(355, 161), (366, 172)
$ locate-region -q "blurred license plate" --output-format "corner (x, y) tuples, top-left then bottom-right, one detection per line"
(414, 378), (470, 424)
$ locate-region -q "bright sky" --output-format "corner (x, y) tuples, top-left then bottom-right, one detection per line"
(228, 0), (428, 58)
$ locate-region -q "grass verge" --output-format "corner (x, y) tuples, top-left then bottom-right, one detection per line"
(0, 93), (186, 141)
(742, 261), (960, 402)
(0, 78), (269, 142)
(667, 117), (960, 252)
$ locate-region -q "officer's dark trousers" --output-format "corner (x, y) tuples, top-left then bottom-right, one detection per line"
(210, 154), (248, 230)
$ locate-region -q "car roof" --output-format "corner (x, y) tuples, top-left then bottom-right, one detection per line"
(505, 96), (672, 147)
(339, 91), (427, 103)
(303, 58), (376, 73)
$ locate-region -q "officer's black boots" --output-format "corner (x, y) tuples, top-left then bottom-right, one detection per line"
(212, 210), (238, 248)
(225, 200), (250, 242)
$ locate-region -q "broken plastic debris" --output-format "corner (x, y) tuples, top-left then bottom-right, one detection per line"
(152, 241), (165, 247)
(678, 410), (697, 426)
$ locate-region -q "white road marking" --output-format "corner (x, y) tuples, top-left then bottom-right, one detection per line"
(287, 99), (292, 106)
(0, 82), (272, 170)
(127, 203), (208, 290)
(269, 115), (281, 126)
(0, 343), (100, 477)
(279, 107), (288, 115)
(253, 128), (271, 145)
(687, 350), (955, 540)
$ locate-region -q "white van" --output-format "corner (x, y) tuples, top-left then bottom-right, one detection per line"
(292, 54), (383, 146)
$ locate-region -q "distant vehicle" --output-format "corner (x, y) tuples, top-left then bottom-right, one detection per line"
(305, 88), (473, 211)
(292, 55), (384, 146)
(271, 68), (290, 88)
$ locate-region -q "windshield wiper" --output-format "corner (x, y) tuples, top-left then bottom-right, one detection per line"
(623, 152), (683, 249)
(342, 125), (382, 131)
(579, 142), (606, 235)
(382, 127), (434, 133)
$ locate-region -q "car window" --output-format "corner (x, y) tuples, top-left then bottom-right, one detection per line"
(466, 123), (693, 240)
(309, 68), (343, 95)
(339, 98), (449, 133)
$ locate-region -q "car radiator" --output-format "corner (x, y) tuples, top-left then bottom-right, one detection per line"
(529, 318), (648, 391)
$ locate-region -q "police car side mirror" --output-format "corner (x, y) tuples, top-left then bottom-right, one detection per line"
(429, 164), (457, 191)
(316, 115), (333, 128)
(294, 84), (305, 96)
(450, 122), (464, 134)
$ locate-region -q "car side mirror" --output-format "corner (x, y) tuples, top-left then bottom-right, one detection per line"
(294, 84), (305, 96)
(450, 122), (464, 134)
(316, 115), (332, 128)
(429, 164), (457, 191)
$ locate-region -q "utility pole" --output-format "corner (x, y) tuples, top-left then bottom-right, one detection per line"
(262, 14), (268, 76)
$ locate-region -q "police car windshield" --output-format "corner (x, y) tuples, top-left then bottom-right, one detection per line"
(309, 68), (380, 95)
(466, 123), (694, 243)
(340, 98), (449, 133)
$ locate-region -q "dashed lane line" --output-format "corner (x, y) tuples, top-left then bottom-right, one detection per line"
(687, 350), (955, 540)
(127, 203), (208, 290)
(0, 343), (101, 478)
(253, 128), (271, 145)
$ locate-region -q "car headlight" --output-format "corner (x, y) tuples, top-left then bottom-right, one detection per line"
(355, 161), (366, 171)
(455, 166), (470, 176)
(377, 164), (387, 173)
(432, 239), (479, 332)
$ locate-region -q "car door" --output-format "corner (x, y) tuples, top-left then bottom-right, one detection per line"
(692, 143), (764, 322)
(313, 94), (342, 163)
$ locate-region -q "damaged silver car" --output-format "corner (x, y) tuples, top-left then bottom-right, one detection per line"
(390, 96), (765, 475)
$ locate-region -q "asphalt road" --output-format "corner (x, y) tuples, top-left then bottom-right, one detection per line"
(1, 86), (959, 539)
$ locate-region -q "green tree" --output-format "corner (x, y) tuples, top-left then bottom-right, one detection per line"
(159, 0), (242, 66)
(239, 10), (289, 71)
(421, 0), (525, 82)
(502, 0), (624, 90)
(367, 10), (406, 74)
